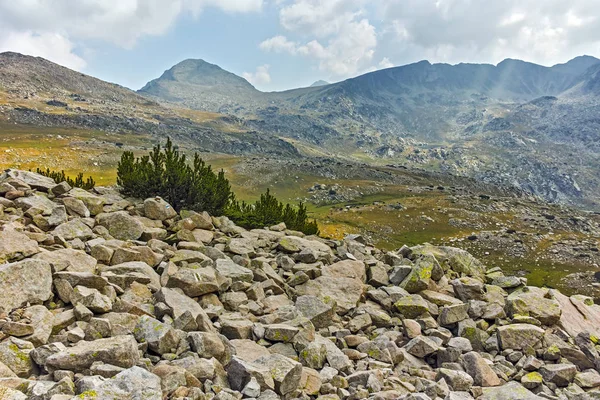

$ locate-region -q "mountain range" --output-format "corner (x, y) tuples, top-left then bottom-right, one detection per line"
(1, 51), (599, 210)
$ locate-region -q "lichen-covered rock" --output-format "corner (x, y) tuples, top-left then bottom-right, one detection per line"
(0, 337), (37, 377)
(253, 354), (303, 395)
(68, 187), (106, 215)
(295, 295), (337, 329)
(166, 265), (220, 296)
(97, 211), (144, 240)
(322, 259), (366, 282)
(394, 295), (429, 319)
(215, 258), (254, 283)
(296, 276), (363, 315)
(0, 229), (39, 263)
(505, 286), (562, 326)
(480, 381), (540, 400)
(539, 364), (577, 387)
(45, 335), (139, 372)
(497, 324), (544, 350)
(411, 244), (487, 280)
(52, 219), (94, 240)
(70, 285), (112, 313)
(86, 366), (162, 400)
(399, 256), (435, 293)
(437, 368), (474, 391)
(154, 287), (214, 332)
(1, 169), (55, 191)
(33, 248), (97, 273)
(0, 259), (52, 313)
(462, 351), (501, 387)
(133, 315), (180, 355)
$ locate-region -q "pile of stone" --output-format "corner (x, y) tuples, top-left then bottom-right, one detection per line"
(0, 168), (599, 400)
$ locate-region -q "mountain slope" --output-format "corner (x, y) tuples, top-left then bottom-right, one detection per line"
(0, 52), (299, 157)
(140, 56), (600, 210)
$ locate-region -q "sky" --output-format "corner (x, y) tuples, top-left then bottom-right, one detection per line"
(1, 0), (599, 92)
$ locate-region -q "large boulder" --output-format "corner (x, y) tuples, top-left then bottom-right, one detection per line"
(462, 351), (501, 387)
(134, 315), (180, 355)
(0, 229), (39, 263)
(411, 244), (487, 280)
(277, 236), (332, 258)
(398, 256), (435, 293)
(52, 219), (94, 240)
(0, 259), (52, 313)
(14, 194), (58, 215)
(154, 287), (214, 332)
(97, 211), (145, 240)
(67, 187), (106, 215)
(44, 335), (139, 372)
(505, 287), (562, 326)
(166, 265), (220, 296)
(253, 354), (303, 396)
(554, 291), (600, 338)
(394, 295), (429, 319)
(295, 295), (336, 329)
(215, 258), (254, 283)
(1, 169), (55, 191)
(321, 259), (366, 282)
(497, 324), (544, 351)
(89, 366), (162, 400)
(0, 337), (36, 377)
(102, 261), (161, 290)
(296, 276), (363, 315)
(33, 248), (97, 273)
(539, 364), (577, 387)
(144, 197), (177, 221)
(480, 381), (541, 400)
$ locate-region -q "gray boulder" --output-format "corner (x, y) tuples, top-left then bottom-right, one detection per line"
(0, 229), (39, 263)
(0, 259), (52, 313)
(97, 211), (144, 240)
(45, 335), (139, 372)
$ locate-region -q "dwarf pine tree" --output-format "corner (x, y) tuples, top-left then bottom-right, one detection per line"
(117, 138), (318, 235)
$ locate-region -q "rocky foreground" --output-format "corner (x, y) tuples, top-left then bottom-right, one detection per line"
(0, 170), (599, 400)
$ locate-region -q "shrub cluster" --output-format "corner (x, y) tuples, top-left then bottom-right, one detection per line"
(117, 138), (231, 216)
(36, 168), (95, 189)
(117, 139), (318, 235)
(228, 189), (319, 235)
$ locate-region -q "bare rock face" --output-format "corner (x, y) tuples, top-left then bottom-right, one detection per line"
(0, 170), (597, 399)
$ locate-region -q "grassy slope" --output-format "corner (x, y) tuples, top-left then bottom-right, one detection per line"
(1, 124), (598, 296)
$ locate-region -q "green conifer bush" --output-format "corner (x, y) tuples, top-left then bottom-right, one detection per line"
(116, 138), (319, 235)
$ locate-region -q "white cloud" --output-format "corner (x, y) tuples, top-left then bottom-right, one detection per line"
(261, 0), (377, 78)
(378, 57), (394, 69)
(379, 0), (600, 67)
(0, 31), (86, 70)
(259, 35), (299, 54)
(243, 64), (271, 87)
(0, 0), (263, 69)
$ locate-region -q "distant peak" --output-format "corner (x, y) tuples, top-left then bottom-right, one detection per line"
(310, 80), (330, 87)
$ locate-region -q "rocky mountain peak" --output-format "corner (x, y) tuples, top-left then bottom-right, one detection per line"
(142, 58), (256, 90)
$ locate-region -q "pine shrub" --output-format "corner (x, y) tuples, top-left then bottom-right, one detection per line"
(227, 189), (319, 235)
(36, 168), (95, 189)
(116, 138), (319, 235)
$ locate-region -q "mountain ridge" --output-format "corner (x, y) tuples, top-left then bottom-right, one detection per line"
(137, 54), (600, 210)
